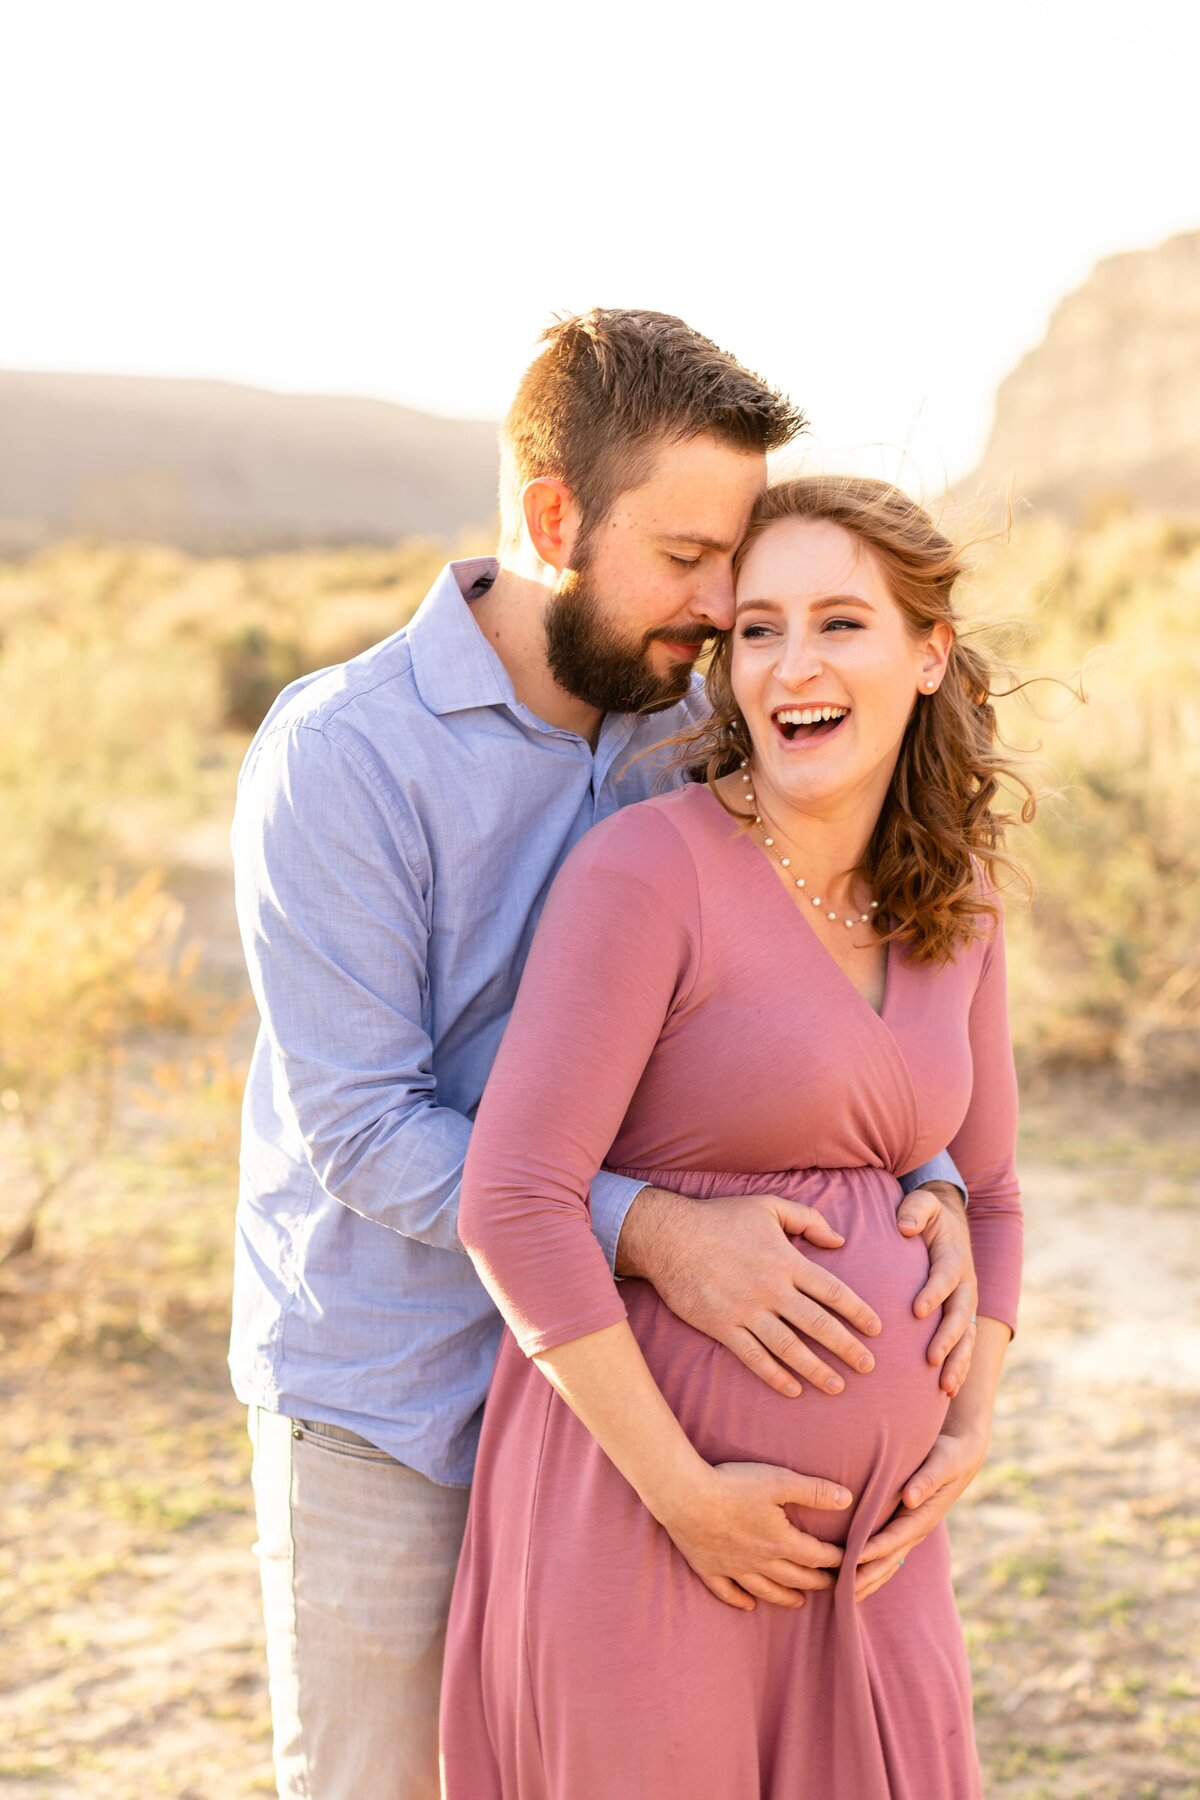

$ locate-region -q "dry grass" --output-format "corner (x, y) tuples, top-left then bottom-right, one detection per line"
(1, 520), (1198, 1794)
(3, 515), (1198, 1088)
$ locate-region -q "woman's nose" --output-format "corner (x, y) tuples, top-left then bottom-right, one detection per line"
(773, 633), (822, 688)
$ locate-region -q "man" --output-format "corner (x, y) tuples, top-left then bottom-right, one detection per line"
(231, 310), (977, 1800)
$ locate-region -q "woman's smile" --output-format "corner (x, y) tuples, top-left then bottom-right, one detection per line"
(732, 516), (947, 826)
(772, 704), (851, 747)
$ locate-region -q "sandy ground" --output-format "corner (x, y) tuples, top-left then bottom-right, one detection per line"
(1, 848), (1197, 1798)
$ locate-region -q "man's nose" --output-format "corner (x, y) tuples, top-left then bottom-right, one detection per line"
(692, 570), (736, 633)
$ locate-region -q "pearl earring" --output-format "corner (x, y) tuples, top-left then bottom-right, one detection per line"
(923, 679), (936, 691)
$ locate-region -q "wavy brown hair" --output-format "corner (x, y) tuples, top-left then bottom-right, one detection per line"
(674, 474), (1034, 964)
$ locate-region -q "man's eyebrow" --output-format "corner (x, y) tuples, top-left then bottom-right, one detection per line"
(659, 531), (739, 553)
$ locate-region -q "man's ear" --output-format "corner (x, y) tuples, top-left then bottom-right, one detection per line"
(522, 478), (582, 572)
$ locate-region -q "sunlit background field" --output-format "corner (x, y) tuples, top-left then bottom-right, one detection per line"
(3, 2), (1200, 1792)
(2, 506), (1198, 1798)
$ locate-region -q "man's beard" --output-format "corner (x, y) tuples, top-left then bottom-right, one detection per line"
(543, 564), (711, 717)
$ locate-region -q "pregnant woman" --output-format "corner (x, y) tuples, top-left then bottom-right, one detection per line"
(440, 475), (1026, 1799)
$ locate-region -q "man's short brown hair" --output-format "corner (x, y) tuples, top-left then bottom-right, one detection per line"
(499, 308), (806, 551)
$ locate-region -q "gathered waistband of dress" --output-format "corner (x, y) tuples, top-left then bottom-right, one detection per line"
(606, 1164), (903, 1203)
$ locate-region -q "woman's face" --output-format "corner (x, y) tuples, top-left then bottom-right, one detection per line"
(731, 517), (951, 827)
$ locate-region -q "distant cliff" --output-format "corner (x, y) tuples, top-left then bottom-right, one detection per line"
(971, 230), (1200, 517)
(0, 371), (500, 554)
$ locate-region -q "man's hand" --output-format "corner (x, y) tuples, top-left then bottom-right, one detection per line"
(896, 1181), (978, 1396)
(616, 1189), (881, 1399)
(655, 1461), (850, 1613)
(853, 1426), (987, 1602)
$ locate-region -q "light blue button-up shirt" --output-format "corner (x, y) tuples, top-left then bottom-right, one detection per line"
(230, 557), (960, 1487)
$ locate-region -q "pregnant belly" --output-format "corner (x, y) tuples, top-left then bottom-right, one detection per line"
(618, 1166), (950, 1547)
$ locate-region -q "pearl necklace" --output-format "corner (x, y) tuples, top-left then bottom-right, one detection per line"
(739, 763), (879, 932)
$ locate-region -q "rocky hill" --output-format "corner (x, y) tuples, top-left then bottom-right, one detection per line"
(0, 371), (500, 554)
(972, 230), (1200, 516)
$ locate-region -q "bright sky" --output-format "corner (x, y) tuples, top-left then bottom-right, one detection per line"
(3, 0), (1197, 491)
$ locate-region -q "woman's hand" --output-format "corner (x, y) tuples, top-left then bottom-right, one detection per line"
(654, 1461), (851, 1612)
(895, 1181), (979, 1396)
(853, 1427), (987, 1602)
(854, 1313), (1010, 1602)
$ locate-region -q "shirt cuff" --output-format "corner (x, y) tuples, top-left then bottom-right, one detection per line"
(588, 1171), (648, 1272)
(900, 1151), (966, 1204)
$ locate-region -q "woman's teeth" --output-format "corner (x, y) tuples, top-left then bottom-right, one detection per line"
(774, 705), (849, 740)
(776, 706), (848, 726)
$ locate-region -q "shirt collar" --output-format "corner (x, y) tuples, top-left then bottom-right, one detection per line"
(406, 557), (518, 716)
(405, 557), (701, 754)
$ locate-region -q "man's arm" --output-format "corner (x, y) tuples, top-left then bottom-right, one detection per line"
(233, 722), (471, 1250)
(234, 719), (645, 1261)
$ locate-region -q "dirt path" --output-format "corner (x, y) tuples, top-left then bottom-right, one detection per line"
(2, 1078), (1197, 1795)
(959, 1110), (1200, 1798)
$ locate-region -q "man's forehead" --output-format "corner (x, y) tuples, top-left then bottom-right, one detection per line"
(645, 435), (767, 484)
(618, 437), (766, 529)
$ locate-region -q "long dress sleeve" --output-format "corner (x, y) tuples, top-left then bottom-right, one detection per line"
(458, 805), (701, 1356)
(947, 902), (1024, 1335)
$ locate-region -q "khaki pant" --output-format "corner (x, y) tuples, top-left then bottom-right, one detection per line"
(249, 1406), (471, 1800)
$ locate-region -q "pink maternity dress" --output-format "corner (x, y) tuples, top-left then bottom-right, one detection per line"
(441, 782), (1022, 1800)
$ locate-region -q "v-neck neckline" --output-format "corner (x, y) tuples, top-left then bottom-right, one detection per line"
(692, 782), (898, 1025)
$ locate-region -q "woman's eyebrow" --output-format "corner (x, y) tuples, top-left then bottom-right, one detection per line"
(734, 593), (876, 617)
(734, 596), (784, 617)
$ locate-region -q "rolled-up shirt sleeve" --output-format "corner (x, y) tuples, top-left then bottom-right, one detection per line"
(587, 1171), (646, 1272)
(899, 1149), (965, 1199)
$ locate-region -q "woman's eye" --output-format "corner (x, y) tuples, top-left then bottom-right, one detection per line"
(738, 623), (773, 640)
(823, 617), (864, 632)
(668, 554), (699, 567)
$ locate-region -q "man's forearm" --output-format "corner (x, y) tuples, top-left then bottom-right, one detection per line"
(310, 1108), (648, 1267)
(613, 1185), (682, 1281)
(621, 1177), (967, 1282)
(591, 1172), (654, 1274)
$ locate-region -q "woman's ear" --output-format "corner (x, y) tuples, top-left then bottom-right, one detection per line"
(919, 620), (954, 693)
